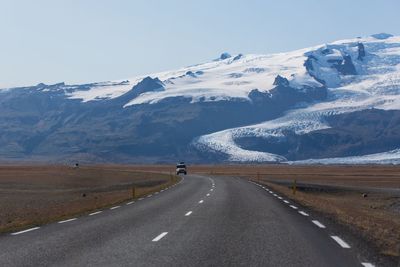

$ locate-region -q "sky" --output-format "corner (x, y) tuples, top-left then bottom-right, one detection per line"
(1, 0), (400, 88)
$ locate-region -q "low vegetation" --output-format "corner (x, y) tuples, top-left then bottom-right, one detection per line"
(0, 165), (178, 233)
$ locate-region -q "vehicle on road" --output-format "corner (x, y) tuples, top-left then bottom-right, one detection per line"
(176, 162), (187, 175)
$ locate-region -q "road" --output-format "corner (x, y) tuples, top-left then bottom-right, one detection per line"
(0, 175), (375, 267)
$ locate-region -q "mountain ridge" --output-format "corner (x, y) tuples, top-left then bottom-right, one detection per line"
(1, 33), (400, 164)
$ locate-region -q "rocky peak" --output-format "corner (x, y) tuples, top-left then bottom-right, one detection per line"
(357, 42), (366, 61)
(273, 75), (289, 87)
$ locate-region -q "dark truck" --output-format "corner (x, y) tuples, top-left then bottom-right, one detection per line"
(176, 162), (187, 175)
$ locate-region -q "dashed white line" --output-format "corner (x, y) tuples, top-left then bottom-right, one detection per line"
(331, 236), (351, 248)
(11, 227), (40, 235)
(152, 232), (168, 242)
(126, 201), (134, 205)
(206, 193), (210, 196)
(311, 220), (326, 228)
(89, 211), (103, 216)
(138, 198), (144, 200)
(298, 211), (309, 216)
(110, 206), (121, 210)
(147, 194), (152, 198)
(361, 263), (375, 267)
(210, 189), (214, 191)
(277, 196), (283, 200)
(58, 218), (77, 224)
(283, 200), (289, 204)
(290, 205), (298, 210)
(185, 211), (193, 216)
(154, 192), (159, 195)
(199, 200), (204, 204)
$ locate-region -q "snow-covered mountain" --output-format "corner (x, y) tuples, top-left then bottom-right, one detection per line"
(1, 33), (400, 164)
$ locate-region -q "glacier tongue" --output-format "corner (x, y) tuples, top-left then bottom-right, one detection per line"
(290, 149), (400, 165)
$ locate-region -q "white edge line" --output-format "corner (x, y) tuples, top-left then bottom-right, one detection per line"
(89, 211), (103, 216)
(58, 218), (77, 224)
(311, 220), (326, 228)
(152, 232), (168, 242)
(11, 227), (40, 235)
(331, 236), (351, 248)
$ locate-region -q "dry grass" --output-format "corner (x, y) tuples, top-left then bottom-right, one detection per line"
(0, 165), (178, 233)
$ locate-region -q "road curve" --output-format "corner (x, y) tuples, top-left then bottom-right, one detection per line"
(0, 175), (374, 266)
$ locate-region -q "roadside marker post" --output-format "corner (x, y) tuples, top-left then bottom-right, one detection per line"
(292, 179), (297, 195)
(132, 187), (136, 199)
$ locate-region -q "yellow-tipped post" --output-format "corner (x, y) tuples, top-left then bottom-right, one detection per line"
(132, 187), (136, 199)
(292, 179), (297, 195)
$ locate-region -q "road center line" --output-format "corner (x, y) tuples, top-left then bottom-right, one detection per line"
(185, 211), (192, 216)
(311, 220), (326, 228)
(110, 206), (121, 210)
(58, 218), (77, 224)
(298, 211), (309, 216)
(331, 236), (351, 248)
(152, 232), (168, 242)
(89, 211), (103, 216)
(11, 227), (40, 235)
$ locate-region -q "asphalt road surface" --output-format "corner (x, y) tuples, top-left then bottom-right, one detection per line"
(0, 175), (376, 267)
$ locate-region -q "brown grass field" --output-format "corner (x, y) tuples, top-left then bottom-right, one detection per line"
(0, 165), (177, 233)
(0, 164), (399, 261)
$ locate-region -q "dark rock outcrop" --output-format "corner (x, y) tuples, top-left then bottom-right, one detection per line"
(114, 77), (164, 104)
(371, 33), (393, 40)
(333, 55), (357, 75)
(273, 75), (290, 87)
(357, 43), (366, 61)
(220, 52), (231, 60)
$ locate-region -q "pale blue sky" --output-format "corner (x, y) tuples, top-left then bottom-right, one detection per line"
(1, 0), (399, 88)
